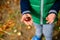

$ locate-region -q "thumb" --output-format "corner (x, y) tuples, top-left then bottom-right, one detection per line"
(46, 17), (49, 24)
(46, 17), (49, 20)
(46, 20), (49, 24)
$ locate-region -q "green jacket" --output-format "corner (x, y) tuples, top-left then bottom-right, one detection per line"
(29, 0), (56, 24)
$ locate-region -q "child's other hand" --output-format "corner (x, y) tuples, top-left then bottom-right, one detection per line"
(46, 13), (56, 24)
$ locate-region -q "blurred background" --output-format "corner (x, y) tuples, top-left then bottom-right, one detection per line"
(0, 0), (60, 40)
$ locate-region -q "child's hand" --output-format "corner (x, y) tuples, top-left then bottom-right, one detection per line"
(46, 13), (56, 24)
(21, 13), (33, 26)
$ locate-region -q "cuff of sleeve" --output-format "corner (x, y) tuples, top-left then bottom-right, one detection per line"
(22, 10), (30, 15)
(49, 10), (57, 16)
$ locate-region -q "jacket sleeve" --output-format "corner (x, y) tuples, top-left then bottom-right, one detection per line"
(20, 0), (30, 14)
(49, 0), (60, 15)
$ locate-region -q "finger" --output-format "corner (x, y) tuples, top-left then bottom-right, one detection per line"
(47, 17), (52, 23)
(46, 18), (52, 24)
(28, 21), (33, 26)
(47, 19), (54, 24)
(46, 20), (50, 24)
(21, 16), (27, 22)
(46, 17), (48, 20)
(28, 22), (32, 26)
(24, 21), (29, 25)
(30, 19), (33, 25)
(49, 20), (54, 24)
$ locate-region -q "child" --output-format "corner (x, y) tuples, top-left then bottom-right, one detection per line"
(20, 0), (60, 40)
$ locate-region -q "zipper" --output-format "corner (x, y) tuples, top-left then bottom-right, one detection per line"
(40, 0), (44, 24)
